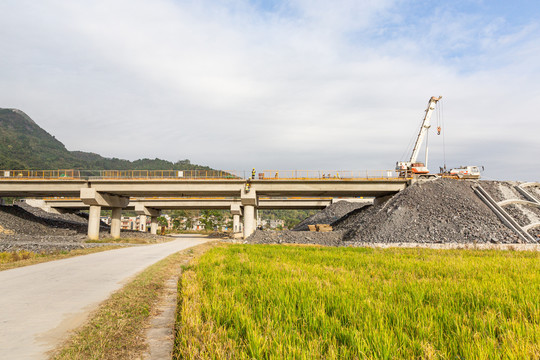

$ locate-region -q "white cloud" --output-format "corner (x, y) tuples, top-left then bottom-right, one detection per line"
(0, 0), (539, 180)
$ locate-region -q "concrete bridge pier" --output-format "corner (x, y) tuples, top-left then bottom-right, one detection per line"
(80, 188), (129, 240)
(139, 215), (147, 232)
(150, 216), (158, 235)
(88, 205), (101, 240)
(135, 204), (160, 234)
(230, 203), (242, 234)
(241, 189), (257, 239)
(110, 207), (122, 239)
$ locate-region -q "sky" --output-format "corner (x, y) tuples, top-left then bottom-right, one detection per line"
(1, 0), (539, 181)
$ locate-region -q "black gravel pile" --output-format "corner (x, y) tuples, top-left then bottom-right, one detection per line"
(479, 181), (505, 202)
(246, 230), (345, 246)
(0, 237), (136, 252)
(528, 186), (540, 202)
(503, 204), (530, 227)
(0, 203), (168, 252)
(293, 201), (369, 231)
(0, 205), (79, 236)
(16, 201), (90, 226)
(529, 227), (540, 239)
(338, 179), (520, 244)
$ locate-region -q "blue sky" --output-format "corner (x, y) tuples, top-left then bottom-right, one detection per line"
(0, 0), (539, 180)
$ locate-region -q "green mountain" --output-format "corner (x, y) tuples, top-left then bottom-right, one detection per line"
(0, 108), (212, 170)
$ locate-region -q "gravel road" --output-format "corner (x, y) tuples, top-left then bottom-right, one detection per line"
(0, 235), (208, 360)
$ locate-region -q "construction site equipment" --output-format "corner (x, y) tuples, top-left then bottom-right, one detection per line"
(396, 96), (442, 175)
(307, 224), (333, 232)
(259, 170), (406, 180)
(449, 166), (481, 179)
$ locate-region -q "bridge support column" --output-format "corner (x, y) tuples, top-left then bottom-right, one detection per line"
(81, 188), (129, 240)
(243, 205), (255, 238)
(110, 207), (122, 239)
(230, 202), (242, 234)
(233, 214), (240, 233)
(139, 215), (147, 232)
(88, 205), (101, 240)
(135, 204), (160, 234)
(150, 216), (158, 235)
(241, 188), (257, 239)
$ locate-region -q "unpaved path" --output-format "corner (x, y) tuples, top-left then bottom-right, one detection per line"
(0, 235), (208, 360)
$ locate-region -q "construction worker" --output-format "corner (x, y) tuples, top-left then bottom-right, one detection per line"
(251, 168), (256, 180)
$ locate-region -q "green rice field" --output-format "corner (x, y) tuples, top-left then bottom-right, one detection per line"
(174, 245), (540, 359)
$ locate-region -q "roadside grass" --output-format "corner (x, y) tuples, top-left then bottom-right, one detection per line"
(52, 241), (217, 360)
(0, 247), (122, 271)
(174, 245), (540, 359)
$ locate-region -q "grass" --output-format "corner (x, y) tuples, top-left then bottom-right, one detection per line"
(174, 245), (540, 359)
(0, 247), (122, 271)
(0, 236), (170, 271)
(52, 241), (217, 360)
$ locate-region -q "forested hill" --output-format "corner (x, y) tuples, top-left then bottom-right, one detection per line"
(0, 108), (212, 170)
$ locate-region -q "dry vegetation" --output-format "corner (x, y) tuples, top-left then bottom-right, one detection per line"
(0, 247), (122, 271)
(52, 241), (217, 360)
(175, 245), (540, 359)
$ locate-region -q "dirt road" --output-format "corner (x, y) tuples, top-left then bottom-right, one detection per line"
(0, 235), (208, 359)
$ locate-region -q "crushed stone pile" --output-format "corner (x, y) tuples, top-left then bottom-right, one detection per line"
(247, 179), (538, 247)
(526, 185), (540, 202)
(293, 201), (369, 231)
(0, 205), (79, 237)
(247, 230), (345, 246)
(0, 204), (167, 252)
(336, 179), (520, 244)
(16, 200), (90, 226)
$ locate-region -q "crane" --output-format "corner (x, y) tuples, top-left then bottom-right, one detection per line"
(396, 96), (442, 176)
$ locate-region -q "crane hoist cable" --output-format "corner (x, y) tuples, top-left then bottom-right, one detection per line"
(441, 99), (447, 169)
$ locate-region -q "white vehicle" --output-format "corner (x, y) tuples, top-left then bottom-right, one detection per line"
(449, 166), (482, 179)
(396, 96), (442, 176)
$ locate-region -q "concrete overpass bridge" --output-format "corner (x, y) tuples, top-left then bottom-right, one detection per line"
(0, 169), (410, 238)
(28, 196), (354, 235)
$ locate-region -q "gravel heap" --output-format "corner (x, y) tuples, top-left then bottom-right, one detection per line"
(0, 203), (167, 252)
(0, 205), (80, 237)
(246, 229), (345, 246)
(247, 178), (540, 246)
(16, 200), (90, 226)
(293, 201), (370, 231)
(526, 185), (540, 202)
(337, 179), (520, 244)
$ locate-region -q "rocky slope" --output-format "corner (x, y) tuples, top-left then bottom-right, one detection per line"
(293, 201), (369, 231)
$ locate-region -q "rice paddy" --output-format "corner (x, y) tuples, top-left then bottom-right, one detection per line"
(174, 245), (540, 359)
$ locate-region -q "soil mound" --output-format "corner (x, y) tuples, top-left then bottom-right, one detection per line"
(337, 178), (519, 244)
(293, 201), (369, 231)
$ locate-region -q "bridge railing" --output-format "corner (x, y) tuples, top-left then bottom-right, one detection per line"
(257, 170), (410, 180)
(0, 169), (81, 179)
(0, 169), (411, 180)
(0, 169), (246, 180)
(90, 170), (245, 180)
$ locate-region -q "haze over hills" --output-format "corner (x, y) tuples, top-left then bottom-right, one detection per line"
(0, 108), (212, 171)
